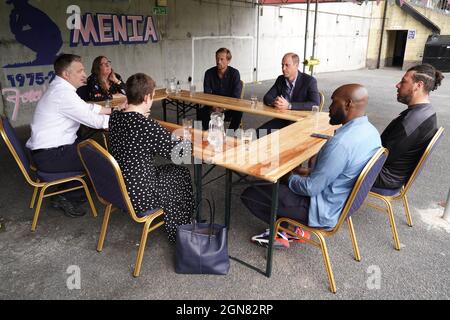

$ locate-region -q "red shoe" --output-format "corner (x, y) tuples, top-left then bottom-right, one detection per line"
(284, 227), (310, 243)
(251, 229), (290, 249)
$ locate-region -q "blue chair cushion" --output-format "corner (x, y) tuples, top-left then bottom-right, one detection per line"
(371, 186), (401, 196)
(346, 150), (388, 218)
(136, 208), (162, 218)
(37, 170), (84, 182)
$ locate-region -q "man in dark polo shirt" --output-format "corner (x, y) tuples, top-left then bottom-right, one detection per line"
(374, 64), (444, 189)
(197, 48), (242, 130)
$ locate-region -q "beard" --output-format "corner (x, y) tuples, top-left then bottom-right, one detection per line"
(397, 90), (412, 105)
(329, 108), (345, 125)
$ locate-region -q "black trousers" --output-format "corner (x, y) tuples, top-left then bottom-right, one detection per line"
(197, 107), (243, 131)
(30, 142), (87, 201)
(372, 166), (404, 190)
(241, 183), (310, 226)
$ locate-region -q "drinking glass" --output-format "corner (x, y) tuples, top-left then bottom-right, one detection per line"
(250, 94), (258, 107)
(176, 81), (182, 95)
(208, 112), (225, 152)
(182, 118), (193, 141)
(241, 130), (254, 152)
(166, 78), (176, 94)
(311, 105), (320, 130)
(189, 84), (196, 97)
(105, 99), (112, 109)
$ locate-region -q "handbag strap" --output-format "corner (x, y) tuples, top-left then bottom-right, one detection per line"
(192, 198), (215, 238)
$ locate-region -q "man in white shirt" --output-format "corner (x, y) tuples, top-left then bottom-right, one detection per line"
(26, 54), (111, 217)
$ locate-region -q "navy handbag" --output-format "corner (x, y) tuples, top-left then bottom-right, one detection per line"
(175, 198), (230, 275)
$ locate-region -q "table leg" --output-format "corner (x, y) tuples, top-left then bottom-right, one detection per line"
(225, 169), (232, 229)
(176, 101), (180, 124)
(266, 181), (280, 278)
(194, 163), (202, 221)
(162, 99), (167, 122)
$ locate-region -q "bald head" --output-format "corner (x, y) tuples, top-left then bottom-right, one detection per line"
(329, 84), (368, 125)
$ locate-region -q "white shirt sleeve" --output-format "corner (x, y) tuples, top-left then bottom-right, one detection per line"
(57, 91), (109, 129)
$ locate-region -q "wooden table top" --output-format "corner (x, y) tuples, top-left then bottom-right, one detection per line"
(157, 120), (240, 163)
(167, 91), (311, 122)
(209, 112), (338, 182)
(91, 88), (168, 107)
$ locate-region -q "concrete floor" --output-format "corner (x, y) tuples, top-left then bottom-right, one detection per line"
(0, 68), (449, 300)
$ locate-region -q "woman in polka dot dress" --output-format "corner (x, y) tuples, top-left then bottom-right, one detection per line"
(108, 73), (194, 242)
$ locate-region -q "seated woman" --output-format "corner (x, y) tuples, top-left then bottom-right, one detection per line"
(108, 73), (194, 242)
(87, 56), (126, 101)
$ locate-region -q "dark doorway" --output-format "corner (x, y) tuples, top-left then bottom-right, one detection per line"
(393, 31), (407, 67)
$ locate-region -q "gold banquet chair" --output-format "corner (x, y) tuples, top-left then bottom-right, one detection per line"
(77, 139), (165, 277)
(0, 115), (97, 231)
(240, 79), (245, 99)
(275, 147), (388, 293)
(367, 127), (444, 250)
(319, 91), (325, 112)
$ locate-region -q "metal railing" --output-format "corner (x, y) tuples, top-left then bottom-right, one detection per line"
(409, 0), (450, 15)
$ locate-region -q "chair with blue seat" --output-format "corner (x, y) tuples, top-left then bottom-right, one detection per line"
(77, 139), (165, 277)
(0, 115), (97, 231)
(275, 147), (388, 293)
(367, 127), (444, 250)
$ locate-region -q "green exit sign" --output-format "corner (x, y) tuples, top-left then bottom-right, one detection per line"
(153, 6), (168, 15)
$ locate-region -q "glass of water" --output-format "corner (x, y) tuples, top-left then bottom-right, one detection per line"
(241, 130), (254, 152)
(250, 94), (258, 107)
(175, 81), (182, 95)
(311, 105), (320, 130)
(189, 84), (196, 97)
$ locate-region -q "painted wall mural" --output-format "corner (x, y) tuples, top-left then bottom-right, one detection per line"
(70, 13), (159, 47)
(4, 0), (63, 68)
(1, 1), (160, 124)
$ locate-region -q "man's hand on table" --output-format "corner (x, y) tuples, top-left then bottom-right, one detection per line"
(273, 96), (290, 111)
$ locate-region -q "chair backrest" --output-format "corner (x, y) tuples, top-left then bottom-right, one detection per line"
(77, 139), (138, 219)
(319, 91), (325, 112)
(76, 85), (89, 101)
(333, 147), (388, 231)
(403, 127), (444, 193)
(0, 115), (33, 179)
(240, 80), (245, 99)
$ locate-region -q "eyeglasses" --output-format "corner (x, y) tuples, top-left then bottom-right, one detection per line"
(100, 60), (112, 67)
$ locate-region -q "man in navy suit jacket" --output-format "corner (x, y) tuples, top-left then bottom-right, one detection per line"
(259, 53), (321, 134)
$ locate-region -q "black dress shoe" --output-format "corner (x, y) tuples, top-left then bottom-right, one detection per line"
(51, 195), (86, 218)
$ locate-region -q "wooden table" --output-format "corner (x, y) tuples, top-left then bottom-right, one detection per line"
(157, 120), (240, 163)
(90, 88), (168, 107)
(164, 90), (311, 123)
(211, 112), (334, 182)
(208, 113), (338, 277)
(158, 119), (240, 212)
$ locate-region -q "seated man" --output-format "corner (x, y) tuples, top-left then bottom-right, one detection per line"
(197, 48), (243, 131)
(26, 54), (111, 217)
(241, 84), (381, 248)
(373, 63), (444, 190)
(258, 53), (321, 135)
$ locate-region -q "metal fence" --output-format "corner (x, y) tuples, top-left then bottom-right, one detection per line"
(409, 0), (450, 15)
